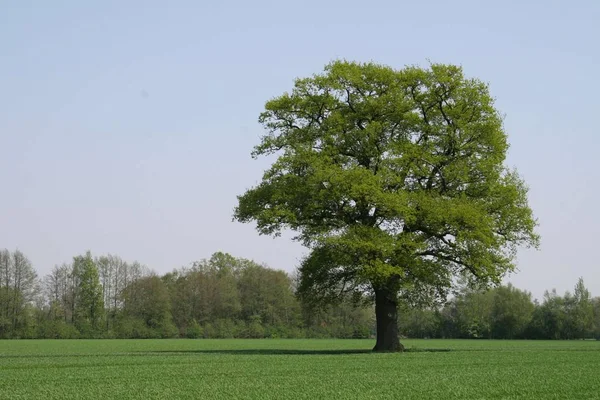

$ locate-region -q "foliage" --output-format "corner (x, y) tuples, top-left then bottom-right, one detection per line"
(121, 275), (174, 334)
(592, 298), (600, 339)
(0, 249), (38, 338)
(72, 251), (104, 333)
(0, 248), (598, 341)
(234, 60), (539, 350)
(489, 284), (534, 339)
(237, 60), (538, 293)
(399, 278), (597, 341)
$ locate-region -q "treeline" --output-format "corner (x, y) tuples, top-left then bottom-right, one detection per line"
(1, 248), (599, 340)
(399, 279), (600, 340)
(0, 249), (372, 339)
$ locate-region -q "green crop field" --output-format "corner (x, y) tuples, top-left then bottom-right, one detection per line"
(0, 339), (599, 399)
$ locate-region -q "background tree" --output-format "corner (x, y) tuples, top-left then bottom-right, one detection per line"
(592, 297), (600, 340)
(489, 284), (534, 339)
(397, 303), (440, 339)
(303, 300), (374, 339)
(192, 254), (242, 332)
(44, 264), (71, 323)
(0, 249), (38, 338)
(0, 249), (16, 336)
(235, 61), (539, 351)
(533, 290), (566, 339)
(237, 262), (300, 332)
(96, 255), (114, 330)
(570, 277), (594, 338)
(2, 247), (599, 340)
(443, 287), (494, 339)
(120, 275), (176, 338)
(73, 252), (104, 334)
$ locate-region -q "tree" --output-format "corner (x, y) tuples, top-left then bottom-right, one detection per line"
(73, 252), (104, 332)
(120, 275), (176, 338)
(0, 249), (38, 337)
(398, 304), (440, 339)
(570, 277), (593, 338)
(533, 290), (566, 339)
(193, 253), (242, 322)
(592, 297), (600, 340)
(442, 286), (494, 339)
(96, 255), (114, 330)
(303, 300), (374, 339)
(237, 262), (299, 328)
(490, 284), (534, 339)
(234, 61), (539, 351)
(44, 264), (71, 323)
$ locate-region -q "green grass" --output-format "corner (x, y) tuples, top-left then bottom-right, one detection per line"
(1, 339), (599, 399)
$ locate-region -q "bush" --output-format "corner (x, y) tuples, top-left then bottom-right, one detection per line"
(115, 317), (151, 339)
(245, 317), (265, 339)
(202, 323), (214, 338)
(186, 320), (203, 339)
(213, 319), (237, 338)
(159, 321), (179, 338)
(37, 320), (81, 339)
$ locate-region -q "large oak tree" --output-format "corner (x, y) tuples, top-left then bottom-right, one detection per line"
(235, 61), (538, 352)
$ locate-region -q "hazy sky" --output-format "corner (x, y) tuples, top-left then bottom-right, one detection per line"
(1, 0), (598, 300)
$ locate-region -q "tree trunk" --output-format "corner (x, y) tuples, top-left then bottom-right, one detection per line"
(373, 287), (404, 352)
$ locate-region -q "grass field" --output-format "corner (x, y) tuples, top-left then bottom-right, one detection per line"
(1, 339), (599, 399)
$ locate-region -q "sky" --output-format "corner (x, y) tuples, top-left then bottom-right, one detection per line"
(1, 0), (598, 300)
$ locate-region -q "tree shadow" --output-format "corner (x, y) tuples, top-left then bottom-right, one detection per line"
(0, 348), (452, 359)
(404, 348), (452, 353)
(146, 349), (373, 356)
(144, 348), (452, 356)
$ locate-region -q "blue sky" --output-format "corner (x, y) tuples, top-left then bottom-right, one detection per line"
(1, 0), (598, 300)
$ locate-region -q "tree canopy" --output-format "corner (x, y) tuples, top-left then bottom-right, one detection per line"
(235, 60), (539, 351)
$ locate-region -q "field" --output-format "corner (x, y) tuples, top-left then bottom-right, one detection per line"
(1, 339), (599, 399)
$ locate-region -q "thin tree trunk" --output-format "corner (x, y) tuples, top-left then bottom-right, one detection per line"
(373, 287), (404, 352)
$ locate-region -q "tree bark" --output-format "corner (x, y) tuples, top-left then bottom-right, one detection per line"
(373, 287), (404, 352)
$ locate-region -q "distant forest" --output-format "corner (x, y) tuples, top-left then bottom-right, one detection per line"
(1, 248), (599, 340)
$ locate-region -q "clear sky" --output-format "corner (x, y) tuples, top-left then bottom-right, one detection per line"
(1, 0), (598, 300)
